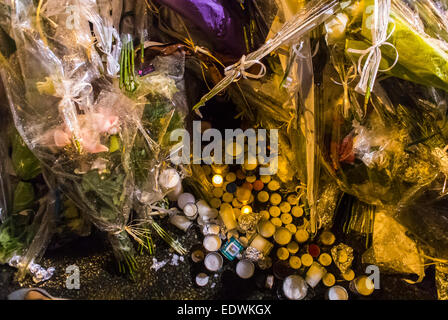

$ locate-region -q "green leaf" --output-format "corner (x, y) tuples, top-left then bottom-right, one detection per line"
(11, 131), (41, 180)
(12, 181), (34, 214)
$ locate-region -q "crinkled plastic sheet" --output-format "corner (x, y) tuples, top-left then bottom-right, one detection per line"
(0, 0), (146, 268)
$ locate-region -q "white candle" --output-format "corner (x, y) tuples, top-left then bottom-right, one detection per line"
(305, 262), (327, 288)
(203, 235), (222, 252)
(196, 273), (209, 287)
(236, 260), (255, 279)
(159, 168), (183, 201)
(250, 234), (273, 255)
(177, 193), (196, 209)
(197, 200), (218, 220)
(169, 214), (193, 232)
(183, 203), (198, 219)
(326, 285), (349, 300)
(283, 275), (308, 300)
(204, 252), (223, 272)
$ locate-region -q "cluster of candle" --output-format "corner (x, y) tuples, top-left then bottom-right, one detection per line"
(164, 160), (371, 299)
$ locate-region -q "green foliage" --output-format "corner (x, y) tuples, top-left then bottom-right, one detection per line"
(12, 181), (34, 214)
(11, 131), (41, 181)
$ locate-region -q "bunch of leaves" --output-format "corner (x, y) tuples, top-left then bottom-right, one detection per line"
(10, 130), (41, 181)
(0, 213), (37, 263)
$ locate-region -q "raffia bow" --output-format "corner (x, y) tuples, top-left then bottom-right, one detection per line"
(347, 0), (399, 96)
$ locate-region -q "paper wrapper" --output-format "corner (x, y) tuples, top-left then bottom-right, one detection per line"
(362, 209), (425, 279)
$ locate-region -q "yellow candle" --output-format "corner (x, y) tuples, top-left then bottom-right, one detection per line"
(289, 256), (302, 269)
(258, 220), (276, 238)
(318, 253), (332, 267)
(274, 227), (292, 246)
(271, 217), (282, 227)
(210, 198), (221, 209)
(246, 175), (257, 183)
(295, 229), (309, 243)
(260, 210), (270, 221)
(286, 224), (297, 234)
(277, 247), (289, 260)
(232, 198), (243, 208)
(280, 213), (293, 225)
(301, 254), (314, 267)
(225, 172), (237, 182)
(279, 202), (291, 213)
(257, 191), (269, 203)
(270, 193), (282, 206)
(243, 160), (258, 172)
(352, 276), (374, 296)
(219, 203), (238, 231)
(212, 174), (224, 187)
(222, 192), (234, 203)
(342, 269), (355, 281)
(287, 194), (299, 205)
(269, 206), (281, 217)
(287, 241), (299, 254)
(213, 187), (224, 198)
(267, 180), (280, 191)
(320, 231), (336, 246)
(323, 273), (336, 287)
(291, 206), (304, 217)
(260, 175), (271, 184)
(250, 234), (273, 255)
(241, 205), (252, 215)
